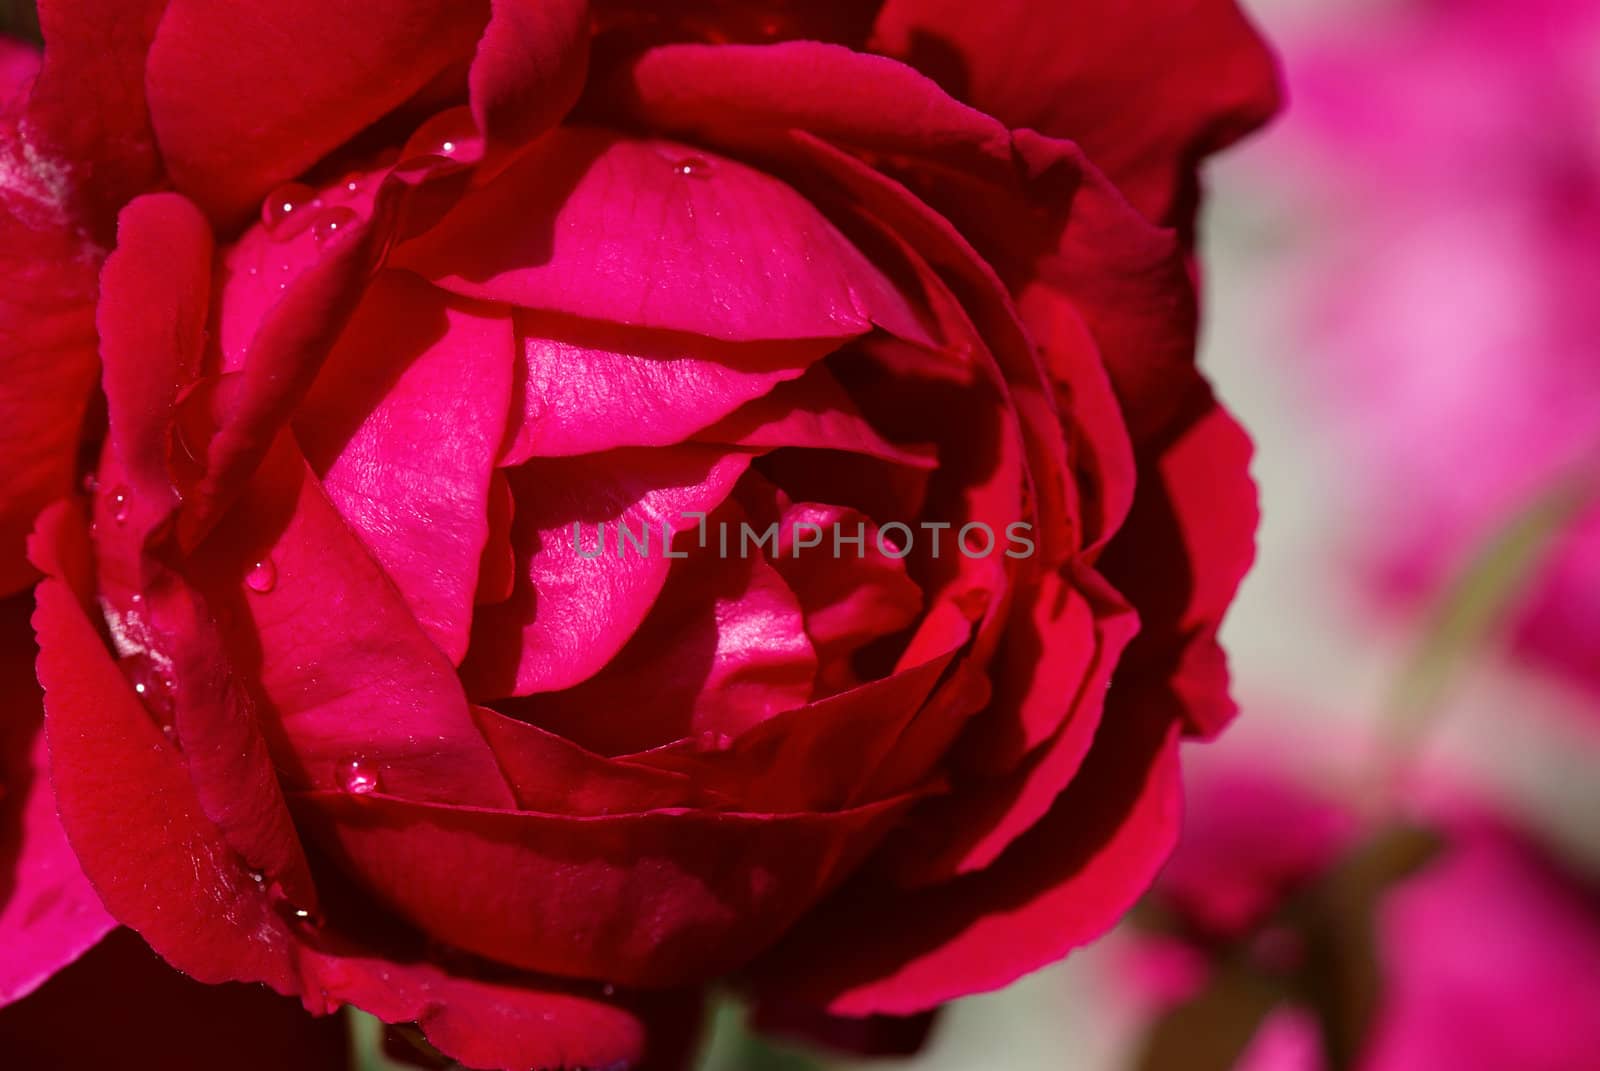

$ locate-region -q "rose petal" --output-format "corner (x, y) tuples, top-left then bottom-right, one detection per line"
(874, 570), (1139, 886)
(28, 0), (166, 239)
(291, 784), (923, 988)
(461, 445), (750, 698)
(474, 469), (516, 604)
(185, 435), (516, 807)
(469, 0), (589, 167)
(0, 595), (113, 1007)
(0, 97), (103, 595)
(296, 271), (514, 664)
(33, 513), (704, 1069)
(96, 193), (211, 522)
(747, 694), (1182, 1015)
(34, 561), (306, 994)
(623, 649), (958, 814)
(393, 127), (936, 345)
(0, 38), (38, 108)
(766, 501), (924, 693)
(146, 0), (489, 223)
(616, 41), (1012, 171)
(505, 310), (833, 462)
(1099, 400), (1257, 739)
(696, 360), (939, 470)
(506, 506), (817, 755)
(471, 704), (711, 813)
(871, 0), (1281, 227)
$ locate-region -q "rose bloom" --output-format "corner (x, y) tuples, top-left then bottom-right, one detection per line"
(1269, 0), (1600, 693)
(2, 2), (1276, 1067)
(1130, 762), (1600, 1071)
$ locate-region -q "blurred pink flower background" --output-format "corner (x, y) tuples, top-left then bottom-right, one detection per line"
(1097, 2), (1600, 1067)
(1130, 755), (1600, 1071)
(1277, 0), (1600, 694)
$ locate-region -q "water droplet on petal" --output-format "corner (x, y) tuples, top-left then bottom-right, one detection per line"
(248, 869), (265, 885)
(673, 156), (712, 179)
(262, 183), (319, 239)
(261, 881), (323, 929)
(245, 558), (277, 594)
(399, 110), (480, 165)
(80, 472), (99, 495)
(600, 983), (616, 998)
(109, 485), (131, 524)
(277, 899), (323, 930)
(312, 206), (359, 244)
(338, 758), (380, 795)
(121, 655), (177, 742)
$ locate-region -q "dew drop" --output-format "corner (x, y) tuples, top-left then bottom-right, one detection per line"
(80, 472), (99, 495)
(600, 983), (616, 998)
(278, 900), (324, 930)
(399, 111), (479, 164)
(312, 206), (359, 244)
(109, 485), (131, 524)
(248, 869), (265, 885)
(673, 156), (712, 179)
(121, 655), (177, 742)
(245, 557), (277, 594)
(262, 882), (324, 929)
(261, 182), (319, 239)
(338, 757), (380, 795)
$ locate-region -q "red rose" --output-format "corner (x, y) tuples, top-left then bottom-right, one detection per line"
(7, 2), (1276, 1067)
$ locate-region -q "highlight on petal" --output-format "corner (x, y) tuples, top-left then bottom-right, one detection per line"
(394, 127), (935, 344)
(0, 102), (103, 594)
(296, 271), (515, 664)
(505, 311), (835, 462)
